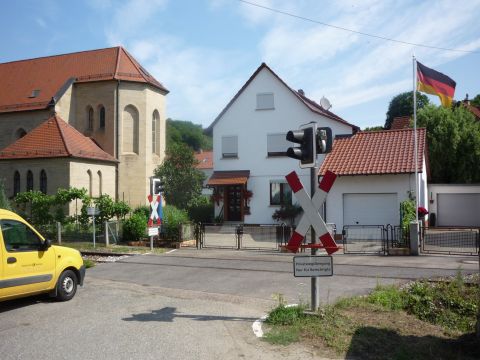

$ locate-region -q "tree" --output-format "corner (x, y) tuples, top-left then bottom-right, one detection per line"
(385, 91), (429, 129)
(363, 126), (384, 132)
(0, 178), (11, 210)
(166, 119), (212, 151)
(154, 143), (205, 209)
(470, 94), (480, 107)
(417, 105), (480, 183)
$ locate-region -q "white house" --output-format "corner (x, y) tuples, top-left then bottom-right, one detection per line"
(319, 128), (429, 230)
(206, 63), (358, 224)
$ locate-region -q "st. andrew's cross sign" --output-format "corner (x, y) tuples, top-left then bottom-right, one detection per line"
(285, 170), (340, 254)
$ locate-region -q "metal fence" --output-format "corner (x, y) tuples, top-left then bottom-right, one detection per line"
(421, 227), (479, 255)
(197, 223), (288, 250)
(342, 225), (386, 254)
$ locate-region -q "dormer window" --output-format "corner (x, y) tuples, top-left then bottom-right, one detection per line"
(29, 89), (40, 98)
(256, 93), (274, 110)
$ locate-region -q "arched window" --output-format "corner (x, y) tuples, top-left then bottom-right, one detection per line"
(97, 170), (102, 195)
(13, 171), (20, 196)
(152, 110), (160, 155)
(15, 128), (27, 140)
(87, 170), (92, 197)
(87, 106), (94, 131)
(40, 170), (47, 194)
(26, 170), (33, 191)
(99, 106), (105, 129)
(122, 105), (139, 154)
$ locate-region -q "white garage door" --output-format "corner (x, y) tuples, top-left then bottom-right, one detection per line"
(437, 193), (480, 227)
(343, 193), (399, 226)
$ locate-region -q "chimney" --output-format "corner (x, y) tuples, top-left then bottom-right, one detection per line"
(297, 89), (305, 96)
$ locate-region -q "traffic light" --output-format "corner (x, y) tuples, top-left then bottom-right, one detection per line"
(151, 178), (164, 196)
(316, 127), (332, 154)
(286, 123), (316, 168)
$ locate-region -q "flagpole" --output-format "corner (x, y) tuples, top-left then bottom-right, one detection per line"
(413, 55), (419, 224)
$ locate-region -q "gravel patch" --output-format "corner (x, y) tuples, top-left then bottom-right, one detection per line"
(82, 254), (131, 263)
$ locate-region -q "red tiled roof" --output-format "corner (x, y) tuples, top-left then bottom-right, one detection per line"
(390, 116), (411, 130)
(319, 128), (427, 176)
(207, 170), (250, 186)
(194, 151), (213, 169)
(466, 104), (480, 119)
(0, 115), (117, 162)
(207, 63), (359, 133)
(0, 47), (168, 113)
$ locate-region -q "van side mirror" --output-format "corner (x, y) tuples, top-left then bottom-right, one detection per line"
(41, 239), (52, 251)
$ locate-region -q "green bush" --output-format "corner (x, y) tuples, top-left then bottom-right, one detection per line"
(266, 305), (306, 325)
(163, 205), (189, 240)
(123, 213), (147, 242)
(187, 195), (214, 223)
(133, 205), (150, 221)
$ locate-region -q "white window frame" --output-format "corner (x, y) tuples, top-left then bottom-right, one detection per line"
(256, 92), (274, 110)
(221, 135), (238, 158)
(267, 133), (288, 157)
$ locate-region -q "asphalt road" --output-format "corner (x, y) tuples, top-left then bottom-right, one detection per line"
(0, 249), (477, 360)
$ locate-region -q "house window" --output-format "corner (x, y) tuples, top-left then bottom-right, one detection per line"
(270, 182), (292, 205)
(97, 171), (102, 195)
(87, 106), (94, 131)
(87, 170), (92, 197)
(26, 170), (33, 191)
(267, 133), (289, 157)
(256, 93), (274, 110)
(40, 170), (47, 194)
(13, 171), (20, 196)
(221, 136), (238, 158)
(99, 106), (105, 129)
(123, 105), (139, 154)
(152, 110), (160, 155)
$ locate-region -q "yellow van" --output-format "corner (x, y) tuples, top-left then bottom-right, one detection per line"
(0, 209), (85, 302)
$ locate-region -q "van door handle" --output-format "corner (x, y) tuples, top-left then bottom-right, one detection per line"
(7, 257), (16, 264)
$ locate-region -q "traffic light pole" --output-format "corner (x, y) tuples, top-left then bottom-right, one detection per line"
(310, 166), (320, 311)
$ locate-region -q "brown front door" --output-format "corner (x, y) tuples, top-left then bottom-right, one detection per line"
(225, 185), (243, 221)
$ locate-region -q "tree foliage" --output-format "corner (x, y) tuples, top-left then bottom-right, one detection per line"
(470, 94), (480, 108)
(385, 91), (430, 129)
(166, 119), (212, 151)
(0, 179), (12, 210)
(154, 143), (205, 210)
(363, 126), (384, 132)
(417, 105), (480, 183)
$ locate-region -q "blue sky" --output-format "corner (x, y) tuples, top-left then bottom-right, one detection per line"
(1, 0), (479, 129)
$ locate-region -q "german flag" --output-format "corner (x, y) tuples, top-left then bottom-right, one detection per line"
(417, 61), (456, 108)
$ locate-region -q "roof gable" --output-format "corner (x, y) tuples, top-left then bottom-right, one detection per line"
(0, 47), (168, 113)
(319, 128), (427, 176)
(0, 115), (117, 162)
(207, 63), (358, 133)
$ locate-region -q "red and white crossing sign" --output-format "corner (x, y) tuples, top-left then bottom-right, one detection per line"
(148, 194), (161, 227)
(285, 170), (339, 254)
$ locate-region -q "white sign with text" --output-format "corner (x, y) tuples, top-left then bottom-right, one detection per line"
(293, 256), (333, 277)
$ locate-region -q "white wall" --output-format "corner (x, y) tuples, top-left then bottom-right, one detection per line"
(212, 67), (354, 224)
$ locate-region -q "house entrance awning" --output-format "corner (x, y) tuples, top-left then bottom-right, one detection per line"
(206, 170), (250, 186)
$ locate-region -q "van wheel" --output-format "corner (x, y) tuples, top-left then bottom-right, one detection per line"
(56, 270), (78, 301)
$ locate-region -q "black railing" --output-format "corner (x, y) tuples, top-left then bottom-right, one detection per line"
(421, 227), (479, 255)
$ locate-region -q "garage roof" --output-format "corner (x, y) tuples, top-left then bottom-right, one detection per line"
(319, 128), (427, 176)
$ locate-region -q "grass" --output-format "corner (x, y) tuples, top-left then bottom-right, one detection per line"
(58, 241), (167, 255)
(83, 259), (95, 268)
(263, 274), (480, 359)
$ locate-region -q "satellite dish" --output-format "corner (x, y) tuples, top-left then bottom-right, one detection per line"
(320, 96), (332, 110)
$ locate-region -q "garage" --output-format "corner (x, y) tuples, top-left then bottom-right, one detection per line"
(437, 193), (480, 227)
(343, 193), (399, 226)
